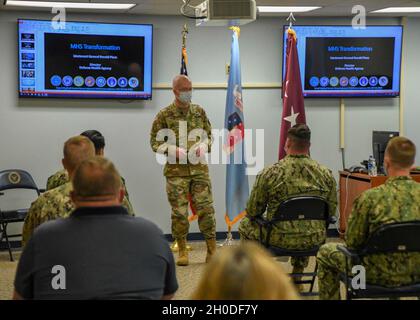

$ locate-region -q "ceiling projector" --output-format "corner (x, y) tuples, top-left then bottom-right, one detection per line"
(194, 0), (257, 27)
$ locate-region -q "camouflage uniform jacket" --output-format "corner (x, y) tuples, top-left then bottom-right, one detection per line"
(46, 168), (132, 203)
(244, 155), (337, 248)
(345, 176), (420, 286)
(150, 103), (213, 177)
(22, 182), (134, 246)
(46, 169), (69, 190)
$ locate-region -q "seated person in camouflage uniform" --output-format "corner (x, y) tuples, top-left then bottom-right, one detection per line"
(317, 136), (420, 300)
(239, 124), (337, 277)
(46, 130), (132, 210)
(22, 136), (134, 246)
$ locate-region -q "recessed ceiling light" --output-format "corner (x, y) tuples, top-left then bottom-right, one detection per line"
(372, 7), (420, 13)
(5, 1), (136, 10)
(258, 6), (322, 13)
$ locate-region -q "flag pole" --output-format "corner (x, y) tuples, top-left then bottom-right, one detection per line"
(220, 25), (243, 248)
(171, 23), (192, 253)
(182, 23), (188, 48)
(286, 12), (296, 29)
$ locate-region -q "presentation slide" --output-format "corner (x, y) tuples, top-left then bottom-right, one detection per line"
(283, 26), (403, 98)
(18, 20), (153, 99)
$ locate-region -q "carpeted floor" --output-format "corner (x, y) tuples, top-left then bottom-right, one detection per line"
(0, 251), (20, 300)
(0, 240), (324, 300)
(171, 241), (310, 300)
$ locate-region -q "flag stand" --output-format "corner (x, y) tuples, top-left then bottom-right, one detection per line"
(171, 23), (193, 253)
(219, 226), (235, 247)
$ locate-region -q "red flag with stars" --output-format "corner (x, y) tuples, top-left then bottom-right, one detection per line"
(278, 28), (307, 160)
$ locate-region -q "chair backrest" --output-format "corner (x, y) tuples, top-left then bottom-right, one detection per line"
(361, 221), (420, 256)
(272, 196), (330, 224)
(0, 169), (40, 195)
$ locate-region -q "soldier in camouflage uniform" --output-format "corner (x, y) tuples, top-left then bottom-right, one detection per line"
(239, 124), (337, 278)
(22, 136), (134, 246)
(46, 130), (132, 210)
(317, 136), (420, 300)
(150, 75), (216, 266)
(46, 169), (68, 190)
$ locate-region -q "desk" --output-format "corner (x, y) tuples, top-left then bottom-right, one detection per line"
(338, 171), (420, 234)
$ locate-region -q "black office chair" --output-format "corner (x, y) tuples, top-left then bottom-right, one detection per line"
(254, 196), (331, 296)
(0, 169), (40, 261)
(338, 221), (420, 300)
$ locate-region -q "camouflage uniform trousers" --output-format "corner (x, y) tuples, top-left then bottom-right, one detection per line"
(239, 216), (326, 271)
(166, 173), (216, 241)
(316, 242), (347, 300)
(317, 242), (420, 300)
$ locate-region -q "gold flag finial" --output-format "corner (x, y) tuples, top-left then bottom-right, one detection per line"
(229, 26), (241, 38)
(286, 13), (297, 40)
(287, 28), (297, 40)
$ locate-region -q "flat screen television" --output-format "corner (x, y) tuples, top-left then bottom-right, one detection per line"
(282, 25), (403, 98)
(373, 131), (399, 174)
(18, 19), (153, 99)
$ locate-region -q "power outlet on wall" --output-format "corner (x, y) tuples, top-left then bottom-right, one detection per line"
(225, 63), (230, 75)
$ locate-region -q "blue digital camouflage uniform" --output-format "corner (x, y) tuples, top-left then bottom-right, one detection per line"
(22, 181), (134, 246)
(238, 155), (337, 270)
(150, 102), (216, 241)
(317, 176), (420, 300)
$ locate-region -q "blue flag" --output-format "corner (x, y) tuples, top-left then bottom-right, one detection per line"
(224, 27), (249, 228)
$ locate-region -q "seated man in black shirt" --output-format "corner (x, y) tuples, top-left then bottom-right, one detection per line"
(13, 157), (178, 300)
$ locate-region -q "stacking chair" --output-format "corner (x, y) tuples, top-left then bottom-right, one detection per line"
(0, 169), (40, 261)
(254, 196), (331, 296)
(338, 221), (420, 300)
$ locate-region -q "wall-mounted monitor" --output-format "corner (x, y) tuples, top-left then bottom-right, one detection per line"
(18, 19), (153, 99)
(283, 25), (403, 98)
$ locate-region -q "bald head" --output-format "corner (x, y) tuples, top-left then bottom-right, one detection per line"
(62, 136), (95, 176)
(172, 75), (193, 107)
(172, 75), (191, 90)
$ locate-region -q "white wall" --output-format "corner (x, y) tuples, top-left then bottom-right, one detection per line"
(403, 18), (420, 164)
(0, 12), (418, 235)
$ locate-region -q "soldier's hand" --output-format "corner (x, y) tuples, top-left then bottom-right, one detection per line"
(196, 144), (208, 157)
(176, 147), (188, 160)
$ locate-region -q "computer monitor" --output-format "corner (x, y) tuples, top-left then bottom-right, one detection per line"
(373, 131), (399, 174)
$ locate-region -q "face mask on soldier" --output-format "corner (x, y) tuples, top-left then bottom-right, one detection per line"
(178, 90), (192, 104)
